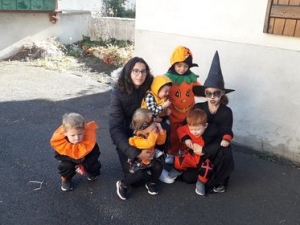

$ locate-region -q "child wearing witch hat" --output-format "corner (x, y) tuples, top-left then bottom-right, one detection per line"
(185, 51), (235, 193)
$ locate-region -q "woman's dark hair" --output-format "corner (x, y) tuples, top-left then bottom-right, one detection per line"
(116, 57), (154, 95)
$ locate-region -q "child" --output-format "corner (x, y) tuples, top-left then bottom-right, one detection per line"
(116, 108), (166, 200)
(163, 46), (202, 165)
(141, 74), (172, 123)
(141, 74), (172, 155)
(128, 108), (167, 172)
(191, 51), (235, 193)
(50, 113), (101, 192)
(160, 109), (213, 196)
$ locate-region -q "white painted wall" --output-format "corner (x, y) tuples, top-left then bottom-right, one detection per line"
(0, 11), (90, 57)
(135, 0), (300, 162)
(57, 0), (102, 11)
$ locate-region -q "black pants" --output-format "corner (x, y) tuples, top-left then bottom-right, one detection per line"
(156, 119), (170, 153)
(57, 147), (101, 180)
(116, 148), (163, 186)
(181, 146), (234, 189)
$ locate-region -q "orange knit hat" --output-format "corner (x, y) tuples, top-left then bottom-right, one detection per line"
(170, 46), (198, 68)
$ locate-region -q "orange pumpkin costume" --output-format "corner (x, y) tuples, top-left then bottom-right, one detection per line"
(166, 46), (202, 155)
(50, 121), (98, 159)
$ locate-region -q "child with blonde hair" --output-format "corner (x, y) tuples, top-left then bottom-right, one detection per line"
(128, 108), (166, 171)
(50, 113), (101, 191)
(116, 108), (166, 199)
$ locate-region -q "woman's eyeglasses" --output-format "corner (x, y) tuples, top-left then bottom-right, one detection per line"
(132, 69), (147, 76)
(205, 90), (222, 98)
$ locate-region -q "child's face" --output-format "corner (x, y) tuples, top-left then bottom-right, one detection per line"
(188, 124), (207, 137)
(158, 85), (171, 99)
(205, 87), (224, 106)
(64, 128), (85, 144)
(174, 62), (189, 75)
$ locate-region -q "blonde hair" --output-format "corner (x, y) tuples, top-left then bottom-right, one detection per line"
(186, 109), (207, 126)
(62, 113), (85, 131)
(130, 108), (152, 133)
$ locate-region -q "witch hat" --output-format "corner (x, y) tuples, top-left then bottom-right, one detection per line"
(193, 51), (234, 97)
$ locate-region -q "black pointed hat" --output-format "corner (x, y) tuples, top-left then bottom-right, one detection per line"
(193, 51), (235, 97)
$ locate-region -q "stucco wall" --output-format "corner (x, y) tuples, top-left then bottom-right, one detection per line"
(89, 17), (135, 42)
(0, 11), (90, 58)
(135, 0), (300, 162)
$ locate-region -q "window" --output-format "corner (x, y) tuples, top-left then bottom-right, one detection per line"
(0, 0), (56, 12)
(264, 0), (300, 37)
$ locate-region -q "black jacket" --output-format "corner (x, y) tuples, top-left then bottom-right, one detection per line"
(109, 87), (146, 160)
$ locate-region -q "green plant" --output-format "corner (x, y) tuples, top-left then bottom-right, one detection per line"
(102, 0), (135, 18)
(67, 36), (134, 67)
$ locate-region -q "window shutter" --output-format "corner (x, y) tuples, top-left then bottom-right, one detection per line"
(264, 0), (300, 37)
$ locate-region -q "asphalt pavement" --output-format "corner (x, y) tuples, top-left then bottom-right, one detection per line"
(1, 62), (300, 225)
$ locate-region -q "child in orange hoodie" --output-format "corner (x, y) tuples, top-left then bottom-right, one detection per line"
(116, 108), (166, 199)
(50, 112), (101, 192)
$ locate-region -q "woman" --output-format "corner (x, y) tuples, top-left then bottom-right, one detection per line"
(183, 51), (235, 193)
(108, 57), (163, 200)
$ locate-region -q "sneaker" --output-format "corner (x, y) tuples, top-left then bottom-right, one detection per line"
(87, 174), (98, 181)
(213, 185), (226, 193)
(195, 180), (205, 196)
(145, 183), (158, 195)
(165, 154), (174, 164)
(61, 179), (73, 192)
(159, 169), (175, 184)
(168, 168), (182, 179)
(116, 181), (128, 200)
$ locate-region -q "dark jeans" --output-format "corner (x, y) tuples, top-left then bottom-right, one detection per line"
(57, 147), (101, 180)
(181, 146), (234, 189)
(116, 148), (163, 186)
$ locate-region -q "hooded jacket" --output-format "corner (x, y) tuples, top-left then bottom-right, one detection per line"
(141, 75), (172, 117)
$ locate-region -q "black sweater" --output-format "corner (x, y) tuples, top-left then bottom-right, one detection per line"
(108, 87), (146, 160)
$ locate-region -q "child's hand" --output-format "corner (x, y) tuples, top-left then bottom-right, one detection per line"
(166, 108), (171, 116)
(76, 164), (86, 175)
(221, 139), (230, 147)
(155, 117), (163, 123)
(163, 99), (172, 108)
(185, 139), (193, 149)
(149, 123), (158, 132)
(155, 123), (164, 133)
(193, 144), (204, 156)
(138, 149), (155, 161)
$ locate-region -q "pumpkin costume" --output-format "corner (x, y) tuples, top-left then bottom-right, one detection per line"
(50, 121), (101, 182)
(166, 46), (202, 155)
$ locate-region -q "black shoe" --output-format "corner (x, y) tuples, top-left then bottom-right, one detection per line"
(61, 179), (73, 192)
(87, 174), (98, 181)
(145, 183), (158, 195)
(116, 181), (128, 200)
(213, 185), (225, 193)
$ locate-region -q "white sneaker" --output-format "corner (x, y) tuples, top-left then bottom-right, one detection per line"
(165, 154), (174, 164)
(159, 169), (175, 184)
(195, 180), (205, 196)
(168, 168), (182, 179)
